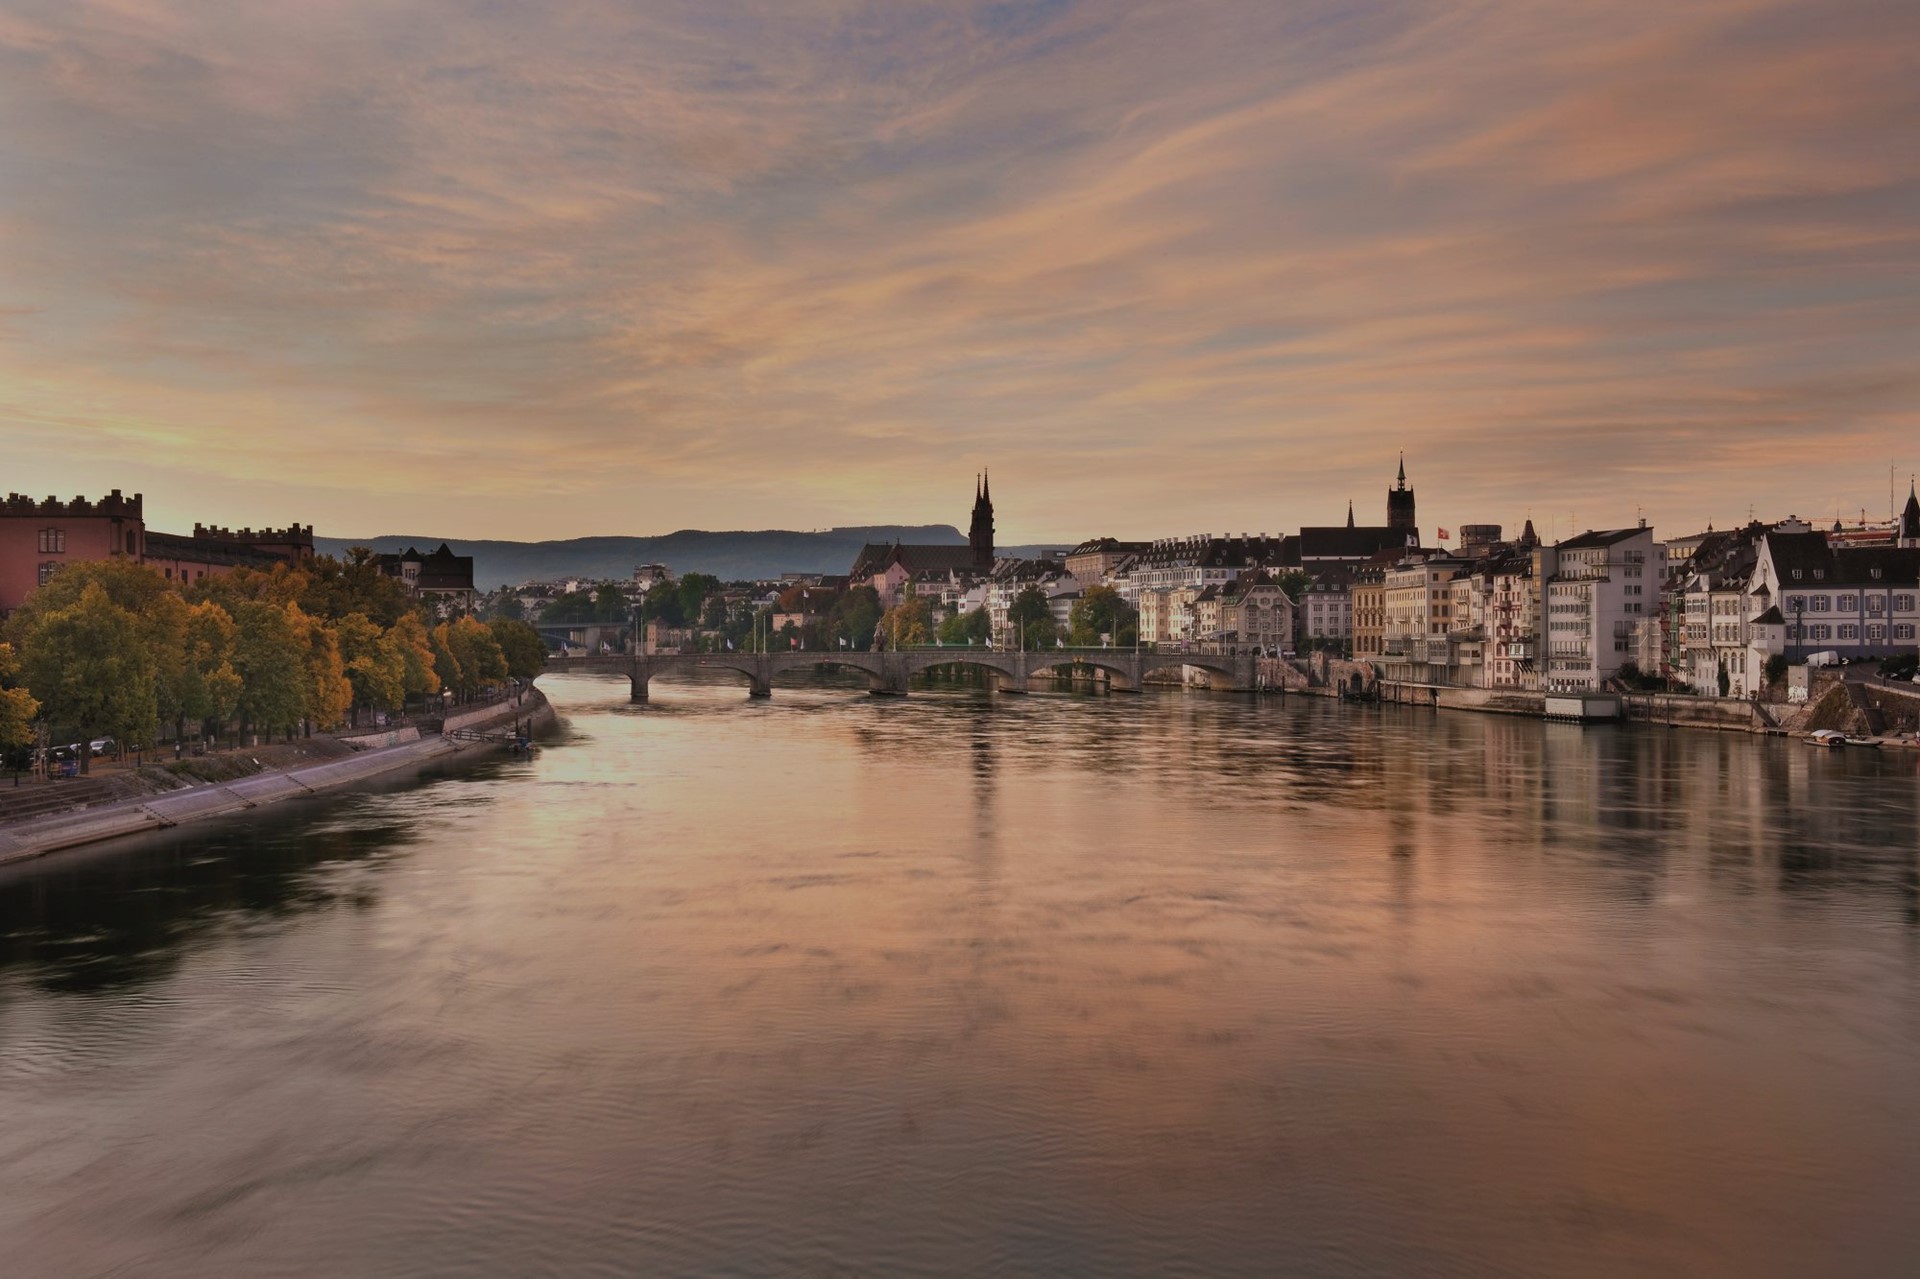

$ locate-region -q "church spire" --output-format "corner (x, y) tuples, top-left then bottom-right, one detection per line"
(1346, 500), (1354, 528)
(968, 469), (996, 568)
(1396, 453), (1406, 491)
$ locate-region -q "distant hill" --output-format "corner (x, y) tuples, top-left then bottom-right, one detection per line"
(313, 527), (1066, 590)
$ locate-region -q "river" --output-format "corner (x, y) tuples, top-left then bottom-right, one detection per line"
(3, 672), (1919, 1277)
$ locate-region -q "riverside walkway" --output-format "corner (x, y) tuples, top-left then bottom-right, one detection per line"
(544, 646), (1263, 700)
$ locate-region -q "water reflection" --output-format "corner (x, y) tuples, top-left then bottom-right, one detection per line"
(1, 672), (1918, 1278)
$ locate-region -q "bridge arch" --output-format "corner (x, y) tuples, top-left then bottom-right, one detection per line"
(1023, 655), (1140, 692)
(902, 653), (1025, 692)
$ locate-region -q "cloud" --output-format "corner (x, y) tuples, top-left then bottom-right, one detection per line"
(1, 0), (1916, 540)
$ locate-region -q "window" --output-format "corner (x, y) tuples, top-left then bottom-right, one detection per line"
(1837, 595), (1857, 611)
(37, 561), (60, 586)
(1897, 625), (1917, 641)
(1809, 596), (1831, 612)
(38, 528), (65, 553)
(1867, 624), (1886, 642)
(1868, 596), (1884, 613)
(1896, 595), (1916, 612)
(1838, 624), (1858, 640)
(1792, 569), (1803, 580)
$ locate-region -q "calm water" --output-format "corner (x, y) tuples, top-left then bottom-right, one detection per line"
(4, 673), (1920, 1278)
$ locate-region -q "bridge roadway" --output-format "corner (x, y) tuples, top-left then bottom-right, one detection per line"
(542, 646), (1261, 700)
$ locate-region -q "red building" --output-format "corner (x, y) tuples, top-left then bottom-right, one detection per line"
(1, 490), (313, 618)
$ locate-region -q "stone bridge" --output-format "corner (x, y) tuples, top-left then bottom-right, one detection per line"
(541, 647), (1264, 701)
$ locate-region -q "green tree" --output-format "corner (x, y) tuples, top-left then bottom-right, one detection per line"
(593, 582), (630, 623)
(435, 616), (508, 698)
(540, 591), (599, 624)
(15, 582), (157, 769)
(1274, 570), (1313, 604)
(1067, 585), (1137, 646)
(230, 599), (308, 740)
(675, 574), (720, 627)
(938, 606), (992, 646)
(1008, 585), (1057, 648)
(826, 586), (882, 650)
(488, 617), (547, 679)
(640, 580), (684, 626)
(490, 592), (527, 621)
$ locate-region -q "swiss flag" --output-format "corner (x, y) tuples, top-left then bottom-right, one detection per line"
(1437, 528), (1451, 540)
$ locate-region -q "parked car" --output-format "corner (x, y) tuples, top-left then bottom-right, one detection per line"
(89, 737), (115, 757)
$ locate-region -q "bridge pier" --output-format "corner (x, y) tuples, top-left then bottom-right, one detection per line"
(628, 673), (649, 702)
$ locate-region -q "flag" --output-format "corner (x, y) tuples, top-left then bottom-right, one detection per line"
(1437, 528), (1451, 540)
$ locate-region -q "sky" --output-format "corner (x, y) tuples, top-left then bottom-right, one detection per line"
(2, 0), (1917, 545)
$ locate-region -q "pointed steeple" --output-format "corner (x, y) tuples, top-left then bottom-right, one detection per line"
(1346, 500), (1355, 529)
(968, 469), (996, 568)
(1520, 517), (1538, 547)
(1396, 453), (1406, 491)
(1900, 476), (1920, 546)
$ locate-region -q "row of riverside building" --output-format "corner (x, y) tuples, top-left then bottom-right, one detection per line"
(843, 461), (1920, 694)
(0, 490), (478, 620)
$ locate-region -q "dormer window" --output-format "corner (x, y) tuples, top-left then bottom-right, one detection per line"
(1792, 569), (1802, 580)
(1813, 569), (1825, 580)
(1870, 567), (1882, 580)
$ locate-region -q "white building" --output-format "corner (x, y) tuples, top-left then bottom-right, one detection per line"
(1542, 526), (1664, 692)
(1749, 531), (1920, 665)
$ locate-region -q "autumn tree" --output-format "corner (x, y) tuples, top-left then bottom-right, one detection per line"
(13, 582), (156, 769)
(300, 552), (416, 627)
(388, 613), (442, 707)
(178, 601), (243, 741)
(0, 642), (40, 770)
(880, 593), (933, 647)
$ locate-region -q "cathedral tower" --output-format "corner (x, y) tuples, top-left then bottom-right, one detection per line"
(1387, 454), (1417, 538)
(969, 472), (996, 568)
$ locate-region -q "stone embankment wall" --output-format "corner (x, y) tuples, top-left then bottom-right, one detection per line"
(0, 690), (553, 866)
(1618, 693), (1766, 733)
